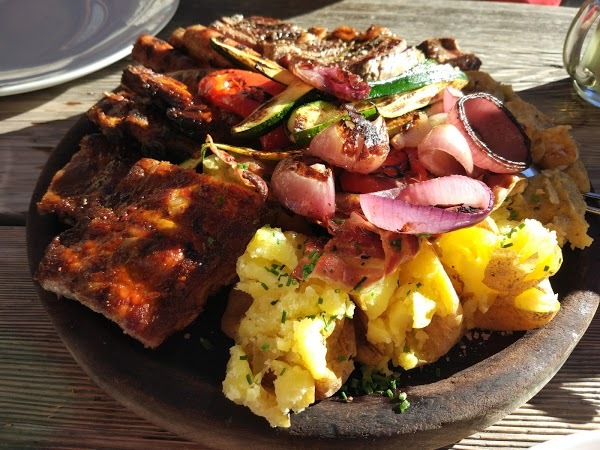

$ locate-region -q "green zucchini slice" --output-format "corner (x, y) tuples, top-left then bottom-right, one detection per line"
(367, 60), (468, 99)
(371, 78), (468, 118)
(210, 37), (297, 85)
(232, 79), (315, 140)
(286, 100), (380, 146)
(286, 100), (344, 146)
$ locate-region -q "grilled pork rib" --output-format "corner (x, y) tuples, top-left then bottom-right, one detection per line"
(132, 34), (201, 73)
(36, 158), (268, 348)
(87, 67), (239, 159)
(37, 134), (137, 224)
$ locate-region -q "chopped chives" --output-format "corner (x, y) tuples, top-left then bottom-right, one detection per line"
(390, 238), (403, 251)
(353, 276), (368, 292)
(265, 265), (279, 275)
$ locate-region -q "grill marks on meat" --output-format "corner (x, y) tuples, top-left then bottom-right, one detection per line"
(37, 134), (137, 224)
(266, 25), (423, 82)
(87, 66), (239, 161)
(162, 15), (424, 83)
(36, 158), (268, 348)
(210, 15), (305, 51)
(207, 15), (417, 81)
(132, 34), (201, 73)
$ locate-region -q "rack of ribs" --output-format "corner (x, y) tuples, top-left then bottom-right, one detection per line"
(36, 156), (269, 348)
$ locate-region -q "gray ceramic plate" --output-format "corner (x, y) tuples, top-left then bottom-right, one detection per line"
(26, 115), (599, 449)
(0, 0), (179, 96)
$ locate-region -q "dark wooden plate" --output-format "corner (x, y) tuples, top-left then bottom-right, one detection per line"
(26, 122), (600, 449)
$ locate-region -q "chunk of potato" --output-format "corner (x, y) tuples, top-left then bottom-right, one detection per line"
(435, 218), (562, 329)
(222, 226), (356, 427)
(472, 279), (559, 331)
(357, 241), (464, 370)
(483, 219), (562, 294)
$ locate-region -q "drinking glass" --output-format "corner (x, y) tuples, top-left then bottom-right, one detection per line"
(563, 0), (600, 107)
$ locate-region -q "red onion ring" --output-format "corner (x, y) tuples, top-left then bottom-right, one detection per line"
(447, 92), (531, 174)
(290, 61), (371, 101)
(359, 175), (494, 234)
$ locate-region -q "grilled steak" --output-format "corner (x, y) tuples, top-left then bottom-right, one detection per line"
(210, 14), (305, 51)
(36, 158), (269, 348)
(264, 25), (424, 82)
(167, 15), (425, 83)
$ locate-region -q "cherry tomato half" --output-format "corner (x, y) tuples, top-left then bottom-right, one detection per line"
(198, 69), (285, 118)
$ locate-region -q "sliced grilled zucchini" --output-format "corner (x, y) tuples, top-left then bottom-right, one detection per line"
(286, 100), (379, 146)
(367, 60), (468, 99)
(210, 37), (297, 85)
(286, 101), (344, 146)
(371, 78), (468, 118)
(232, 79), (315, 140)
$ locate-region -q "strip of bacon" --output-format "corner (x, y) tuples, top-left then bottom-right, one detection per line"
(306, 213), (419, 292)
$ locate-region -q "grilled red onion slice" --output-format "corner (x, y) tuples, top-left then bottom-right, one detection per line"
(443, 86), (463, 112)
(308, 107), (390, 174)
(290, 61), (371, 101)
(359, 175), (494, 234)
(447, 92), (531, 173)
(271, 155), (335, 221)
(417, 124), (474, 176)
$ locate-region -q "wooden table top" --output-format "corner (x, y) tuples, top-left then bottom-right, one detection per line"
(1, 0), (599, 448)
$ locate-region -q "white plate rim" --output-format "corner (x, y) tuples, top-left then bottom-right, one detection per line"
(0, 0), (180, 96)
